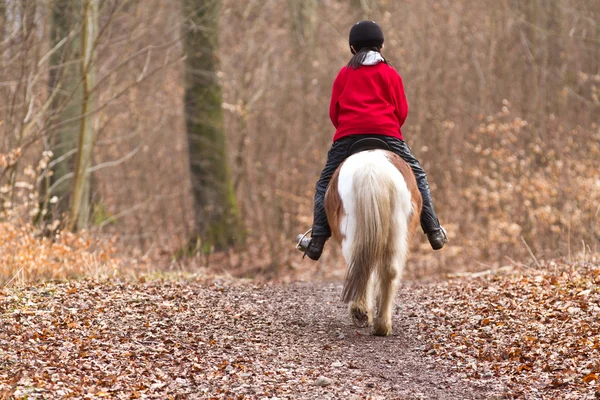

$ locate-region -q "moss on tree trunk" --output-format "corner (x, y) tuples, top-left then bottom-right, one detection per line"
(48, 0), (82, 216)
(70, 0), (98, 231)
(181, 0), (242, 252)
(0, 1), (5, 33)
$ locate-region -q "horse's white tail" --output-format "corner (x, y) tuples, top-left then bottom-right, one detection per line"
(324, 150), (421, 335)
(335, 151), (414, 304)
(340, 160), (396, 303)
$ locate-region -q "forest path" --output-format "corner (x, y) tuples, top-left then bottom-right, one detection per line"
(1, 277), (505, 399)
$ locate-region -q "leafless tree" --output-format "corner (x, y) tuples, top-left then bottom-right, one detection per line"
(181, 0), (242, 252)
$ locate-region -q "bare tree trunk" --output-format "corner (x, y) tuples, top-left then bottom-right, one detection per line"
(542, 0), (562, 132)
(289, 0), (316, 48)
(522, 0), (540, 123)
(70, 0), (98, 230)
(0, 1), (5, 39)
(277, 0), (318, 269)
(512, 0), (563, 135)
(48, 0), (82, 216)
(350, 0), (380, 19)
(181, 0), (242, 252)
(596, 4), (600, 125)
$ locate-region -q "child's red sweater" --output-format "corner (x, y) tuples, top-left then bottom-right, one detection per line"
(329, 62), (408, 142)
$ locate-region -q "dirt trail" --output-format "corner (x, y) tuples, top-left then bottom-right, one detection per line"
(1, 278), (504, 399)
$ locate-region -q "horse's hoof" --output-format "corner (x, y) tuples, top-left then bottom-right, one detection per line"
(373, 319), (392, 336)
(350, 305), (370, 328)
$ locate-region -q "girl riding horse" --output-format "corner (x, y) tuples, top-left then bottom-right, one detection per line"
(297, 20), (448, 260)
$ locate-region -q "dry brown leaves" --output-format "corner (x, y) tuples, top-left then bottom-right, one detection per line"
(0, 222), (122, 285)
(409, 257), (600, 399)
(456, 106), (600, 264)
(0, 279), (370, 399)
(0, 277), (497, 399)
(2, 256), (599, 399)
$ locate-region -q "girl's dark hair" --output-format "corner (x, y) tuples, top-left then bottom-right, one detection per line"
(347, 46), (388, 70)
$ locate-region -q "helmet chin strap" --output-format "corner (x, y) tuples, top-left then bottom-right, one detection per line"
(350, 45), (357, 55)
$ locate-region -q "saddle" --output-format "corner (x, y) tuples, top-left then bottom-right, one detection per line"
(347, 137), (390, 157)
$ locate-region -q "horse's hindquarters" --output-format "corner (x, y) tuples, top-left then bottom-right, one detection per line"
(324, 149), (421, 336)
(334, 149), (414, 267)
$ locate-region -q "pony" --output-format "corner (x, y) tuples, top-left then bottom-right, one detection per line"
(324, 145), (422, 336)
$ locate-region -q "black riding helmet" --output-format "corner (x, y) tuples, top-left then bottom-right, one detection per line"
(349, 20), (384, 54)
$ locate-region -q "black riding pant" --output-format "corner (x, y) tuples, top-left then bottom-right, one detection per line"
(311, 134), (441, 237)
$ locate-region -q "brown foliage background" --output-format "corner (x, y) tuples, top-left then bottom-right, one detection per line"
(1, 0), (599, 281)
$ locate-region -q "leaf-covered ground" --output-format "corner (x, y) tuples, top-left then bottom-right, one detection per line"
(0, 258), (598, 399)
(411, 259), (600, 399)
(1, 277), (499, 399)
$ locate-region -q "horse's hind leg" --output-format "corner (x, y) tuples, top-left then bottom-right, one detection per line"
(373, 264), (399, 336)
(349, 275), (374, 328)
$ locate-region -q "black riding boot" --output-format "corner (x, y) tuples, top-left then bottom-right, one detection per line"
(384, 138), (448, 250)
(296, 137), (360, 261)
(296, 234), (328, 261)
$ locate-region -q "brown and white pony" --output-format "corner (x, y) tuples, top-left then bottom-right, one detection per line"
(325, 149), (422, 336)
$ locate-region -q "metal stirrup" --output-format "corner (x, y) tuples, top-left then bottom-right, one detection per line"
(295, 228), (312, 250)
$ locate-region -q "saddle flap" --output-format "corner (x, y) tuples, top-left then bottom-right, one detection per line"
(347, 137), (390, 157)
